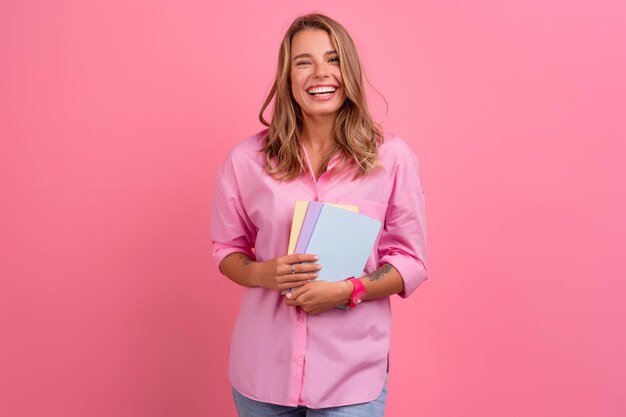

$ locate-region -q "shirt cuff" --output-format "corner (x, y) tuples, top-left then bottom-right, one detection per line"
(380, 253), (428, 299)
(213, 244), (256, 273)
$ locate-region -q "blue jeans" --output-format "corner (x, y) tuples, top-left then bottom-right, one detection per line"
(231, 374), (388, 417)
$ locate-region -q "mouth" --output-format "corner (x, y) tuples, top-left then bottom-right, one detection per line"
(306, 86), (338, 97)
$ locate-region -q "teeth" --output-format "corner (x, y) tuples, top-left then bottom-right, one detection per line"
(307, 86), (336, 94)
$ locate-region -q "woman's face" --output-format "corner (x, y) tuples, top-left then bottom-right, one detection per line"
(290, 29), (347, 120)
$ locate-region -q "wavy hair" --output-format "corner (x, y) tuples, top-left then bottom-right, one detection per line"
(259, 13), (385, 181)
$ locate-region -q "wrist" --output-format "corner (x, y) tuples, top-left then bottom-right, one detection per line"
(341, 279), (354, 304)
(346, 277), (366, 308)
(248, 261), (263, 288)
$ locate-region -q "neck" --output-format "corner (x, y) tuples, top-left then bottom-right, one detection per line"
(300, 113), (336, 151)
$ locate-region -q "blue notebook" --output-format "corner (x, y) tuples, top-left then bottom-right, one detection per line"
(304, 204), (382, 282)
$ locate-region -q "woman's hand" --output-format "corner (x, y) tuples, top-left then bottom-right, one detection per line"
(252, 253), (321, 292)
(284, 280), (353, 315)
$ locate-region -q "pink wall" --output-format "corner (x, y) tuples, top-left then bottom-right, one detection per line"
(1, 1), (624, 416)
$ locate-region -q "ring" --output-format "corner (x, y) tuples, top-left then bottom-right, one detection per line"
(291, 265), (295, 274)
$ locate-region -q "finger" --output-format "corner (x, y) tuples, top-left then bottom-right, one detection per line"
(280, 277), (315, 294)
(280, 282), (304, 293)
(278, 262), (317, 276)
(289, 263), (322, 274)
(281, 272), (318, 286)
(285, 296), (304, 307)
(290, 284), (310, 300)
(288, 253), (320, 264)
(277, 267), (318, 286)
(278, 263), (297, 276)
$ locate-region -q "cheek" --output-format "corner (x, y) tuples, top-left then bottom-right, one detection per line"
(290, 75), (306, 96)
(288, 75), (297, 95)
(289, 83), (304, 106)
(290, 84), (301, 101)
(291, 76), (300, 89)
(334, 70), (343, 85)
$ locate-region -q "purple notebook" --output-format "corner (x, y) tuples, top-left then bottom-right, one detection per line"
(294, 201), (323, 254)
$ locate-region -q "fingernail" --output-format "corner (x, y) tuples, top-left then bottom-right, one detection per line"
(286, 292), (293, 299)
(313, 273), (318, 277)
(316, 265), (322, 270)
(313, 255), (319, 260)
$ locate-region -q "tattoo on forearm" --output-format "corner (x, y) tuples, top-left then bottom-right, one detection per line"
(368, 264), (392, 281)
(238, 253), (252, 266)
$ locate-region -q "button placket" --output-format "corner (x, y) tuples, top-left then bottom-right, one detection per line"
(288, 306), (308, 404)
(301, 143), (322, 201)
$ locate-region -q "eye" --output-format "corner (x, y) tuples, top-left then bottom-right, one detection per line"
(296, 60), (311, 66)
(329, 56), (339, 63)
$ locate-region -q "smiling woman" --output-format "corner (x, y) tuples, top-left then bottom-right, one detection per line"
(211, 13), (428, 417)
(290, 30), (346, 116)
(259, 14), (384, 182)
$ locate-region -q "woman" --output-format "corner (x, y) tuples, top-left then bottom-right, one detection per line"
(211, 13), (428, 416)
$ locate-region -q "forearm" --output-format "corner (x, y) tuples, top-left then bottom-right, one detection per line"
(219, 252), (260, 288)
(360, 263), (404, 301)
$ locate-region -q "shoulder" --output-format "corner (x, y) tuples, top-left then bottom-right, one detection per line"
(377, 133), (426, 198)
(225, 128), (268, 164)
(216, 129), (268, 184)
(217, 128), (268, 177)
(378, 132), (420, 166)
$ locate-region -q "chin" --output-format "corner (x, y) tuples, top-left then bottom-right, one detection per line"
(306, 102), (345, 115)
(304, 108), (341, 118)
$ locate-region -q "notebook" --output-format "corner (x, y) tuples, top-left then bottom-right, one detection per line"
(303, 204), (382, 282)
(287, 201), (359, 255)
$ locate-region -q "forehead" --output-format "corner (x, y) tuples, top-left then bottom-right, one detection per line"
(290, 29), (335, 55)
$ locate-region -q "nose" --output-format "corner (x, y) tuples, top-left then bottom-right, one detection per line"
(314, 62), (330, 79)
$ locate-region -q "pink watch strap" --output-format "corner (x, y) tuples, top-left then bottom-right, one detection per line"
(347, 277), (365, 308)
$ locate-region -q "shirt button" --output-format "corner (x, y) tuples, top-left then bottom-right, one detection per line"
(313, 196), (319, 202)
(298, 316), (304, 322)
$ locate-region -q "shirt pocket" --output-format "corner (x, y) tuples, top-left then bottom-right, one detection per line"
(334, 197), (388, 222)
(334, 197), (389, 274)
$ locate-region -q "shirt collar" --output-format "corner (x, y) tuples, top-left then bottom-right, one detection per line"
(300, 142), (342, 173)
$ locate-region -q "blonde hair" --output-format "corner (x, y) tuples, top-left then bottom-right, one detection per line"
(259, 13), (385, 181)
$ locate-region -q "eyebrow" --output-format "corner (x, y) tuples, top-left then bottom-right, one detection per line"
(292, 50), (338, 61)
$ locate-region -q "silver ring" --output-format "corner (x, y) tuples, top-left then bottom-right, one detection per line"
(291, 265), (295, 274)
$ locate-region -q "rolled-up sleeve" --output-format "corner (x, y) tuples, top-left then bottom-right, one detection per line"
(378, 143), (428, 299)
(210, 155), (257, 272)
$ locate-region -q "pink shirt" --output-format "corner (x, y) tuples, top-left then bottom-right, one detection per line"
(210, 129), (428, 408)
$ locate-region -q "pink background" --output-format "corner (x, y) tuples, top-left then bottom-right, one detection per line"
(1, 1), (625, 416)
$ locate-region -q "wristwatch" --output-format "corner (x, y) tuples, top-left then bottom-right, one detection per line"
(346, 277), (366, 308)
